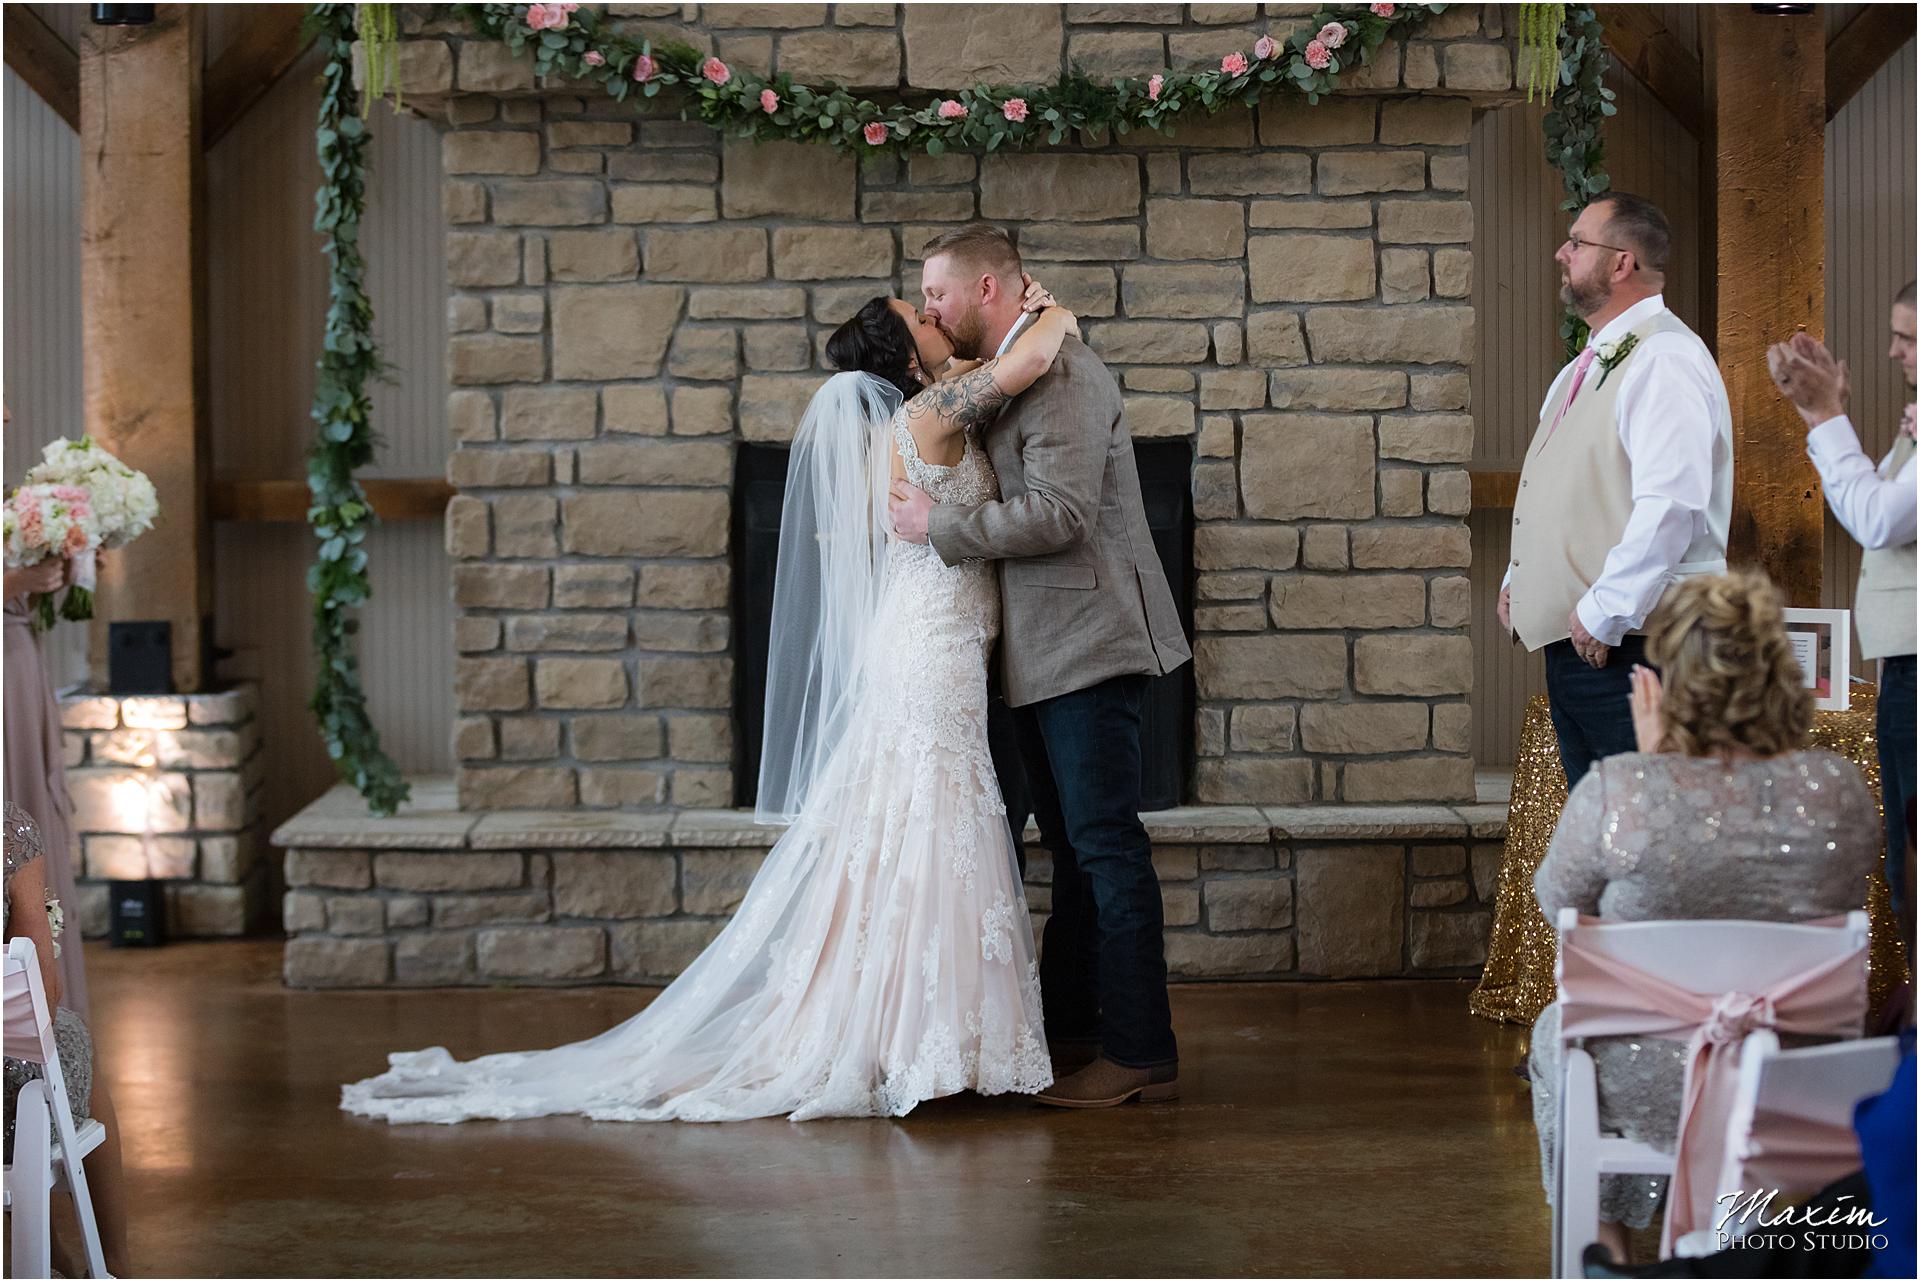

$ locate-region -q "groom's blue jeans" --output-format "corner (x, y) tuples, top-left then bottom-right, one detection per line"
(1010, 674), (1178, 1070)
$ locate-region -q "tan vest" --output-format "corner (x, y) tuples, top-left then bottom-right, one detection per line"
(1509, 311), (1733, 651)
(1855, 432), (1916, 660)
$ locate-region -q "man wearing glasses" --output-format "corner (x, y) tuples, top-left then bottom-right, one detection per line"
(1500, 193), (1733, 789)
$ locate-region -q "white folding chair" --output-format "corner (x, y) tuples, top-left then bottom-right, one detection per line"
(3, 935), (109, 1278)
(1667, 1031), (1904, 1255)
(1549, 909), (1870, 1278)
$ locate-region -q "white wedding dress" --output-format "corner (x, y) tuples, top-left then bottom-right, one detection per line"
(342, 410), (1051, 1124)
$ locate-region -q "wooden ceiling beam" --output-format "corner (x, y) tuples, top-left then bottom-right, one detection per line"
(1827, 3), (1917, 121)
(1595, 4), (1705, 138)
(4, 5), (80, 131)
(203, 5), (314, 147)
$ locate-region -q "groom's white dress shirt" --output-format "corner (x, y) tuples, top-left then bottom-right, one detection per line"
(1504, 293), (1731, 646)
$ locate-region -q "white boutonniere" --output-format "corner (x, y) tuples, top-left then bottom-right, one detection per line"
(45, 893), (64, 957)
(1592, 332), (1641, 391)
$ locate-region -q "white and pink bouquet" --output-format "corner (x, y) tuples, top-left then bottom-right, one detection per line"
(5, 437), (159, 628)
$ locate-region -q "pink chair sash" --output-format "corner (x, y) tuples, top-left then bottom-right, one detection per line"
(3, 959), (50, 1065)
(1557, 917), (1868, 1256)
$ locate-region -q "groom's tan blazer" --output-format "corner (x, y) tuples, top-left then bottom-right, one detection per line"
(927, 335), (1192, 708)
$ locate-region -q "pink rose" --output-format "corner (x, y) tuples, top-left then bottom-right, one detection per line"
(1147, 74), (1164, 102)
(1253, 35), (1277, 61)
(863, 121), (889, 145)
(1371, 3), (1396, 16)
(632, 53), (656, 82)
(1902, 403), (1916, 439)
(937, 98), (967, 119)
(761, 88), (779, 113)
(701, 57), (730, 86)
(1317, 23), (1348, 49)
(524, 3), (571, 32)
(62, 524), (88, 556)
(1304, 40), (1331, 70)
(1001, 97), (1028, 123)
(583, 50), (605, 67)
(1221, 51), (1249, 76)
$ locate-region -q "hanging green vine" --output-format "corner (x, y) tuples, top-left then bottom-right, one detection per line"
(306, 2), (409, 817)
(1538, 3), (1615, 356)
(1517, 2), (1566, 103)
(356, 2), (402, 116)
(451, 2), (1445, 153)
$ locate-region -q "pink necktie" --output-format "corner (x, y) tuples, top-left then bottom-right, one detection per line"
(1544, 346), (1598, 442)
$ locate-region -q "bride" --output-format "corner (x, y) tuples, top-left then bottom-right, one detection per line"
(342, 281), (1081, 1124)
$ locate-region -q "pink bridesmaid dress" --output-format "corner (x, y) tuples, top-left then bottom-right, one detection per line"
(3, 595), (89, 1018)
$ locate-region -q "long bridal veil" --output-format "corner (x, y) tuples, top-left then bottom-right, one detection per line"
(755, 371), (903, 823)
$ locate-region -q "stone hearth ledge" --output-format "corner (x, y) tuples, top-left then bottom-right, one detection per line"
(273, 777), (1511, 851)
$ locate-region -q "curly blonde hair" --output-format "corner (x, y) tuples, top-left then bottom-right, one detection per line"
(1643, 569), (1813, 758)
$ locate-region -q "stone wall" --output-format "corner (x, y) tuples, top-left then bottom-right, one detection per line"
(276, 783), (1507, 985)
(396, 3), (1520, 813)
(61, 685), (270, 937)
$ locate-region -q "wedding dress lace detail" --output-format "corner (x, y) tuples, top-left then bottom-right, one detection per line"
(342, 406), (1049, 1125)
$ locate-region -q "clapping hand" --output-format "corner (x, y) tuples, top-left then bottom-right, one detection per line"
(1766, 332), (1850, 429)
(1629, 664), (1666, 753)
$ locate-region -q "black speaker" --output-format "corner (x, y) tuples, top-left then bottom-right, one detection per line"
(108, 879), (167, 947)
(90, 5), (155, 24)
(108, 620), (172, 694)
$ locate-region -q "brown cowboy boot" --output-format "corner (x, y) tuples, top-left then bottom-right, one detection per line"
(1034, 1055), (1178, 1109)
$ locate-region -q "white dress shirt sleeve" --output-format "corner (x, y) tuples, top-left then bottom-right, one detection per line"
(1806, 414), (1918, 551)
(1575, 342), (1724, 646)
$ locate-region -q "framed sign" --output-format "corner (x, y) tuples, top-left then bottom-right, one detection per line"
(1781, 608), (1851, 711)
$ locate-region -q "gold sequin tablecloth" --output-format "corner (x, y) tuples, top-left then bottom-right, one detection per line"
(1468, 691), (1906, 1026)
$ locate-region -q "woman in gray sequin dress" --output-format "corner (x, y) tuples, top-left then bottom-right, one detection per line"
(1527, 571), (1881, 1262)
(5, 801), (129, 1276)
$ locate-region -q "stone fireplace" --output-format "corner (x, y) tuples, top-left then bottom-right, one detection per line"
(275, 3), (1520, 987)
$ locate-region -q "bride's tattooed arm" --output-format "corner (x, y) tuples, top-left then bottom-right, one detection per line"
(903, 363), (1012, 439)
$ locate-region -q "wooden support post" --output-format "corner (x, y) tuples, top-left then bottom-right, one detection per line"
(80, 6), (214, 692)
(1704, 8), (1826, 607)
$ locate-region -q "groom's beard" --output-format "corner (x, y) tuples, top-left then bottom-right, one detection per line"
(940, 309), (988, 360)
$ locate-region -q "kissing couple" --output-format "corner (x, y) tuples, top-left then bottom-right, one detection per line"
(344, 222), (1192, 1123)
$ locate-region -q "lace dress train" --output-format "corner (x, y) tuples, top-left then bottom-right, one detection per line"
(342, 416), (1049, 1124)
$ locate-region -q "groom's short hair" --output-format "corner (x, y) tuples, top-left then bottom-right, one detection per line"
(921, 223), (1023, 285)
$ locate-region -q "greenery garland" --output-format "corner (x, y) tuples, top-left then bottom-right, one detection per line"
(452, 2), (1446, 152)
(1538, 3), (1615, 356)
(306, 2), (410, 817)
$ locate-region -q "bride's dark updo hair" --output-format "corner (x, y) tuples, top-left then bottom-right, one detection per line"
(826, 297), (922, 402)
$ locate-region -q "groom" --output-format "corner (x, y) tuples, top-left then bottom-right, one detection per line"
(889, 223), (1192, 1109)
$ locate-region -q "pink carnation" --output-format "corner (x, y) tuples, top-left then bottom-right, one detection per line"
(1254, 35), (1277, 60)
(632, 53), (656, 82)
(583, 50), (605, 67)
(1370, 3), (1396, 16)
(1317, 22), (1348, 49)
(1304, 39), (1332, 70)
(1221, 51), (1249, 76)
(937, 98), (967, 119)
(863, 121), (889, 145)
(701, 57), (730, 86)
(1147, 74), (1164, 101)
(761, 88), (779, 113)
(1001, 97), (1028, 123)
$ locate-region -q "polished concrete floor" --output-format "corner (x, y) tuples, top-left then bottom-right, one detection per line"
(85, 939), (1547, 1277)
